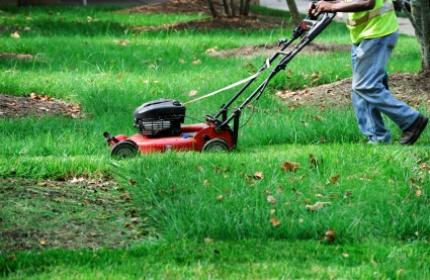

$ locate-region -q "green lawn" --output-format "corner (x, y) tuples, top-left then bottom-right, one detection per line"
(0, 5), (429, 279)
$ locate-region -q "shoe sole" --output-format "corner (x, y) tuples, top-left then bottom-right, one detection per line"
(404, 117), (428, 145)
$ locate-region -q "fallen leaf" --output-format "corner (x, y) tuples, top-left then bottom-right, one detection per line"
(416, 189), (423, 197)
(188, 90), (198, 97)
(305, 201), (331, 212)
(329, 175), (340, 185)
(266, 195), (277, 205)
(205, 48), (218, 55)
(117, 39), (129, 46)
(282, 161), (300, 172)
(39, 239), (47, 246)
(69, 177), (85, 184)
(216, 194), (224, 201)
(324, 229), (336, 243)
(204, 237), (214, 243)
(192, 59), (201, 65)
(11, 32), (20, 39)
(313, 115), (323, 121)
(253, 171), (264, 180)
(270, 217), (281, 227)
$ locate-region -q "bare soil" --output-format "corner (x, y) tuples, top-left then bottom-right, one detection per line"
(124, 0), (222, 14)
(126, 0), (288, 31)
(0, 178), (148, 252)
(0, 53), (34, 60)
(0, 93), (82, 118)
(276, 72), (430, 109)
(205, 42), (351, 58)
(132, 15), (287, 32)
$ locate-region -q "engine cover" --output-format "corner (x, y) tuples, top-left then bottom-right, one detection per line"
(134, 99), (185, 137)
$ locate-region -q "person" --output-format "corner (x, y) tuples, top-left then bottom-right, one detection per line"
(309, 0), (428, 145)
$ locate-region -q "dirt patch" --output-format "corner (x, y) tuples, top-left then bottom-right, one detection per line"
(0, 53), (34, 60)
(0, 93), (81, 118)
(124, 0), (220, 14)
(132, 15), (287, 32)
(205, 42), (351, 58)
(0, 178), (149, 252)
(276, 73), (430, 109)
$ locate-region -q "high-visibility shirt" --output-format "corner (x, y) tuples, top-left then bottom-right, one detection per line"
(346, 0), (399, 44)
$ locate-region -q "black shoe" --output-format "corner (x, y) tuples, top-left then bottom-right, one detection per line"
(400, 115), (428, 145)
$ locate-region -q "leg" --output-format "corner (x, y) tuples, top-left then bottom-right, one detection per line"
(352, 32), (419, 132)
(351, 44), (391, 143)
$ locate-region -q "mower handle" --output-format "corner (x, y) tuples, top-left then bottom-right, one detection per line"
(211, 12), (336, 145)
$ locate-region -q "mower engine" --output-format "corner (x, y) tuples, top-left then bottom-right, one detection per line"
(134, 99), (186, 137)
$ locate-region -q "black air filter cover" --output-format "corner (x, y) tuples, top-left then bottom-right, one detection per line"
(134, 99), (185, 122)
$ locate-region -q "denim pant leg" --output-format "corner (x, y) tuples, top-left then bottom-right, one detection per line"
(351, 32), (419, 142)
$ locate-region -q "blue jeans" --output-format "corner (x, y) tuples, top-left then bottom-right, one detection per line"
(351, 31), (419, 143)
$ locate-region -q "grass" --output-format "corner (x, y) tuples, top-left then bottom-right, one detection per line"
(0, 4), (429, 279)
(2, 240), (430, 279)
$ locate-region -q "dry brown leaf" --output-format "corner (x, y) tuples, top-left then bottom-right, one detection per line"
(324, 229), (336, 243)
(117, 39), (129, 46)
(282, 161), (300, 172)
(266, 195), (277, 205)
(11, 32), (20, 39)
(270, 217), (281, 227)
(15, 54), (33, 60)
(305, 201), (331, 212)
(188, 90), (198, 97)
(205, 48), (218, 55)
(253, 171), (264, 180)
(329, 175), (340, 184)
(204, 237), (214, 243)
(416, 189), (423, 197)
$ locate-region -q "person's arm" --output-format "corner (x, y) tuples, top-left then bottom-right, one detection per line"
(310, 0), (376, 14)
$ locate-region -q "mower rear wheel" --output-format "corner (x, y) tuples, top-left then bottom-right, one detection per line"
(202, 138), (229, 152)
(111, 140), (138, 158)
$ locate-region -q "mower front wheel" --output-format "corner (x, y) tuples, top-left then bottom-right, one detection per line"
(202, 138), (230, 153)
(111, 140), (138, 158)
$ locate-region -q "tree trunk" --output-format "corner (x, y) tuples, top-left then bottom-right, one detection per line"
(206, 0), (218, 18)
(17, 0), (29, 6)
(230, 0), (236, 16)
(222, 0), (231, 16)
(285, 0), (301, 25)
(409, 0), (430, 73)
(243, 0), (251, 16)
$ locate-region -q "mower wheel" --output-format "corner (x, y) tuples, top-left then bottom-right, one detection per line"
(111, 140), (138, 158)
(202, 138), (230, 152)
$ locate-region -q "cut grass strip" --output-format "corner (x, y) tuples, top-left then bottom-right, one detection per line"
(1, 240), (429, 279)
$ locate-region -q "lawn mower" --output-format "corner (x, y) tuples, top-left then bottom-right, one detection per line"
(104, 11), (336, 158)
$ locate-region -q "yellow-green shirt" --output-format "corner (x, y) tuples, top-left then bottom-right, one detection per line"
(347, 0), (399, 44)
